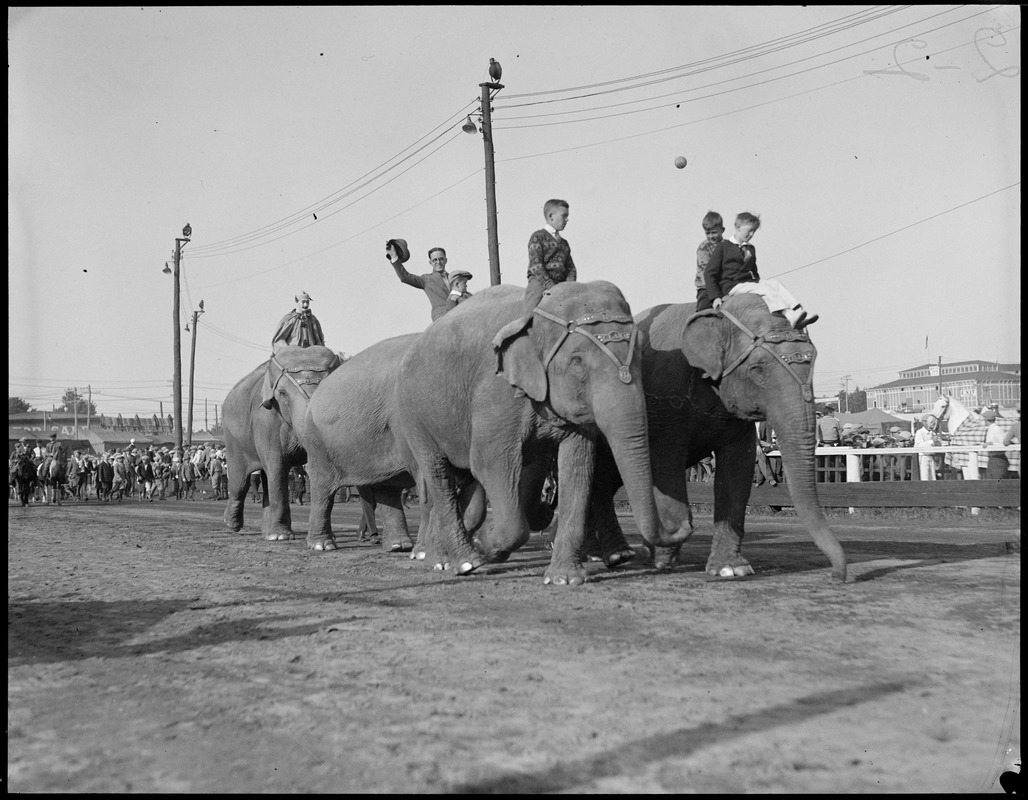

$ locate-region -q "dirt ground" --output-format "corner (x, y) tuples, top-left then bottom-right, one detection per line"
(7, 495), (1021, 793)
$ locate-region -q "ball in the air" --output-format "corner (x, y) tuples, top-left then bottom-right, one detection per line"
(674, 156), (688, 169)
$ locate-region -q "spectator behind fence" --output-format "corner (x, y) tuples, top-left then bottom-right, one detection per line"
(914, 414), (941, 481)
(982, 409), (1009, 479)
(817, 407), (842, 446)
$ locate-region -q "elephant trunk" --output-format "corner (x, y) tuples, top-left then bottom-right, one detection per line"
(595, 396), (689, 548)
(768, 399), (847, 582)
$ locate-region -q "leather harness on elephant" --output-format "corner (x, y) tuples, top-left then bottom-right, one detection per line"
(695, 306), (816, 403)
(532, 307), (638, 385)
(263, 354), (335, 423)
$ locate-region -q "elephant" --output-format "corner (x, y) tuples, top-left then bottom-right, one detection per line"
(590, 293), (847, 582)
(302, 333), (488, 553)
(395, 281), (691, 586)
(222, 344), (341, 540)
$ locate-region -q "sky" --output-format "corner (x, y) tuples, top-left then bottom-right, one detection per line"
(8, 5), (1021, 424)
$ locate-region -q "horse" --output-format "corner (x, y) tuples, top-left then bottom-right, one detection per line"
(37, 455), (68, 505)
(10, 456), (40, 506)
(928, 395), (988, 478)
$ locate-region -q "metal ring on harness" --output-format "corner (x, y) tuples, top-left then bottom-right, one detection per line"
(716, 308), (817, 402)
(532, 307), (637, 384)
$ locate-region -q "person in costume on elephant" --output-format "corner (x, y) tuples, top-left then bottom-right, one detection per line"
(587, 292), (847, 582)
(271, 291), (326, 352)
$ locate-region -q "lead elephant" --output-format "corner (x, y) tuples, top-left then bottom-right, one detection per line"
(222, 344), (341, 540)
(396, 281), (691, 586)
(590, 293), (847, 581)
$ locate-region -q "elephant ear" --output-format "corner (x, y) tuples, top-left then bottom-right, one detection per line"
(502, 331), (548, 401)
(260, 361), (281, 409)
(682, 309), (728, 381)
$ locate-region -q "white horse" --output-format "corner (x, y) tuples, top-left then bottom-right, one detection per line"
(928, 395), (987, 478)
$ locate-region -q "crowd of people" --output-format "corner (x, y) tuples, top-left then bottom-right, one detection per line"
(9, 435), (233, 504)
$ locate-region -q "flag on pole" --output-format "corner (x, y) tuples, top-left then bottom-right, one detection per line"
(925, 334), (929, 350)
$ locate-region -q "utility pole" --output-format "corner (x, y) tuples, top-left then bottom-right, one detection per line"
(465, 58), (504, 285)
(842, 375), (851, 413)
(86, 385), (91, 432)
(186, 300), (205, 447)
(937, 355), (942, 396)
(73, 386), (79, 439)
(166, 223), (192, 450)
(205, 398), (209, 431)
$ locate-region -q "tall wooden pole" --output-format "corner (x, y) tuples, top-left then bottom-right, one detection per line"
(173, 239), (183, 450)
(480, 80), (503, 286)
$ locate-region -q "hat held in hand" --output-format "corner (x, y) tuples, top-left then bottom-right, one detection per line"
(386, 238), (410, 264)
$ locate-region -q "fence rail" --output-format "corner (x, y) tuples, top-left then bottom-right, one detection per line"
(685, 445), (1021, 509)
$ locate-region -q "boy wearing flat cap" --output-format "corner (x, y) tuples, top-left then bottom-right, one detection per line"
(445, 270), (474, 312)
(272, 290), (326, 352)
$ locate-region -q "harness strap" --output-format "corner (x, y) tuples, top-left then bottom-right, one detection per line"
(269, 355), (334, 396)
(533, 307), (637, 384)
(717, 308), (816, 402)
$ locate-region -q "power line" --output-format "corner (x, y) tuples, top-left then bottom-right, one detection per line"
(496, 7), (1004, 128)
(501, 5), (916, 100)
(187, 104), (476, 258)
(767, 183), (1020, 279)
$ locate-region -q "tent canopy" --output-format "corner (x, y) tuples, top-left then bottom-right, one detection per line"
(837, 408), (912, 433)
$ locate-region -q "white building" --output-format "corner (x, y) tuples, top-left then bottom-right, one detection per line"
(865, 360), (1020, 413)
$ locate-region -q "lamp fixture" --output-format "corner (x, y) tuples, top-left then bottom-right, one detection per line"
(462, 115), (478, 134)
(163, 262), (172, 275)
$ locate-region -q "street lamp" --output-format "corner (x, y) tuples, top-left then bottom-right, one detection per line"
(165, 223), (192, 450)
(466, 59), (503, 286)
(186, 299), (205, 446)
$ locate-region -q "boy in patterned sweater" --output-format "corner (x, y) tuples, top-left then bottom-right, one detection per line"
(492, 198), (576, 354)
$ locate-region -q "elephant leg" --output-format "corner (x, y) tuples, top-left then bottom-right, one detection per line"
(411, 473), (431, 560)
(304, 456), (338, 551)
(262, 463), (295, 542)
(223, 461), (252, 532)
(707, 431), (757, 578)
(422, 455), (485, 574)
(544, 434), (595, 586)
(647, 452), (696, 570)
(587, 444), (636, 568)
(374, 486), (414, 553)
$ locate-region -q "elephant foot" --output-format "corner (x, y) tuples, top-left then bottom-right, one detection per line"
(264, 530), (294, 542)
(410, 549), (427, 561)
(432, 552), (485, 575)
(542, 562), (587, 586)
(645, 543), (683, 571)
(705, 556), (755, 579)
(381, 533), (414, 553)
(604, 547), (636, 568)
(308, 536), (339, 551)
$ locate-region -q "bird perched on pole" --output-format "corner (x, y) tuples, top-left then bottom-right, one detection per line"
(489, 58), (502, 83)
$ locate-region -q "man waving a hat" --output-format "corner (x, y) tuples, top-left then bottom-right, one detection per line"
(386, 239), (471, 322)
